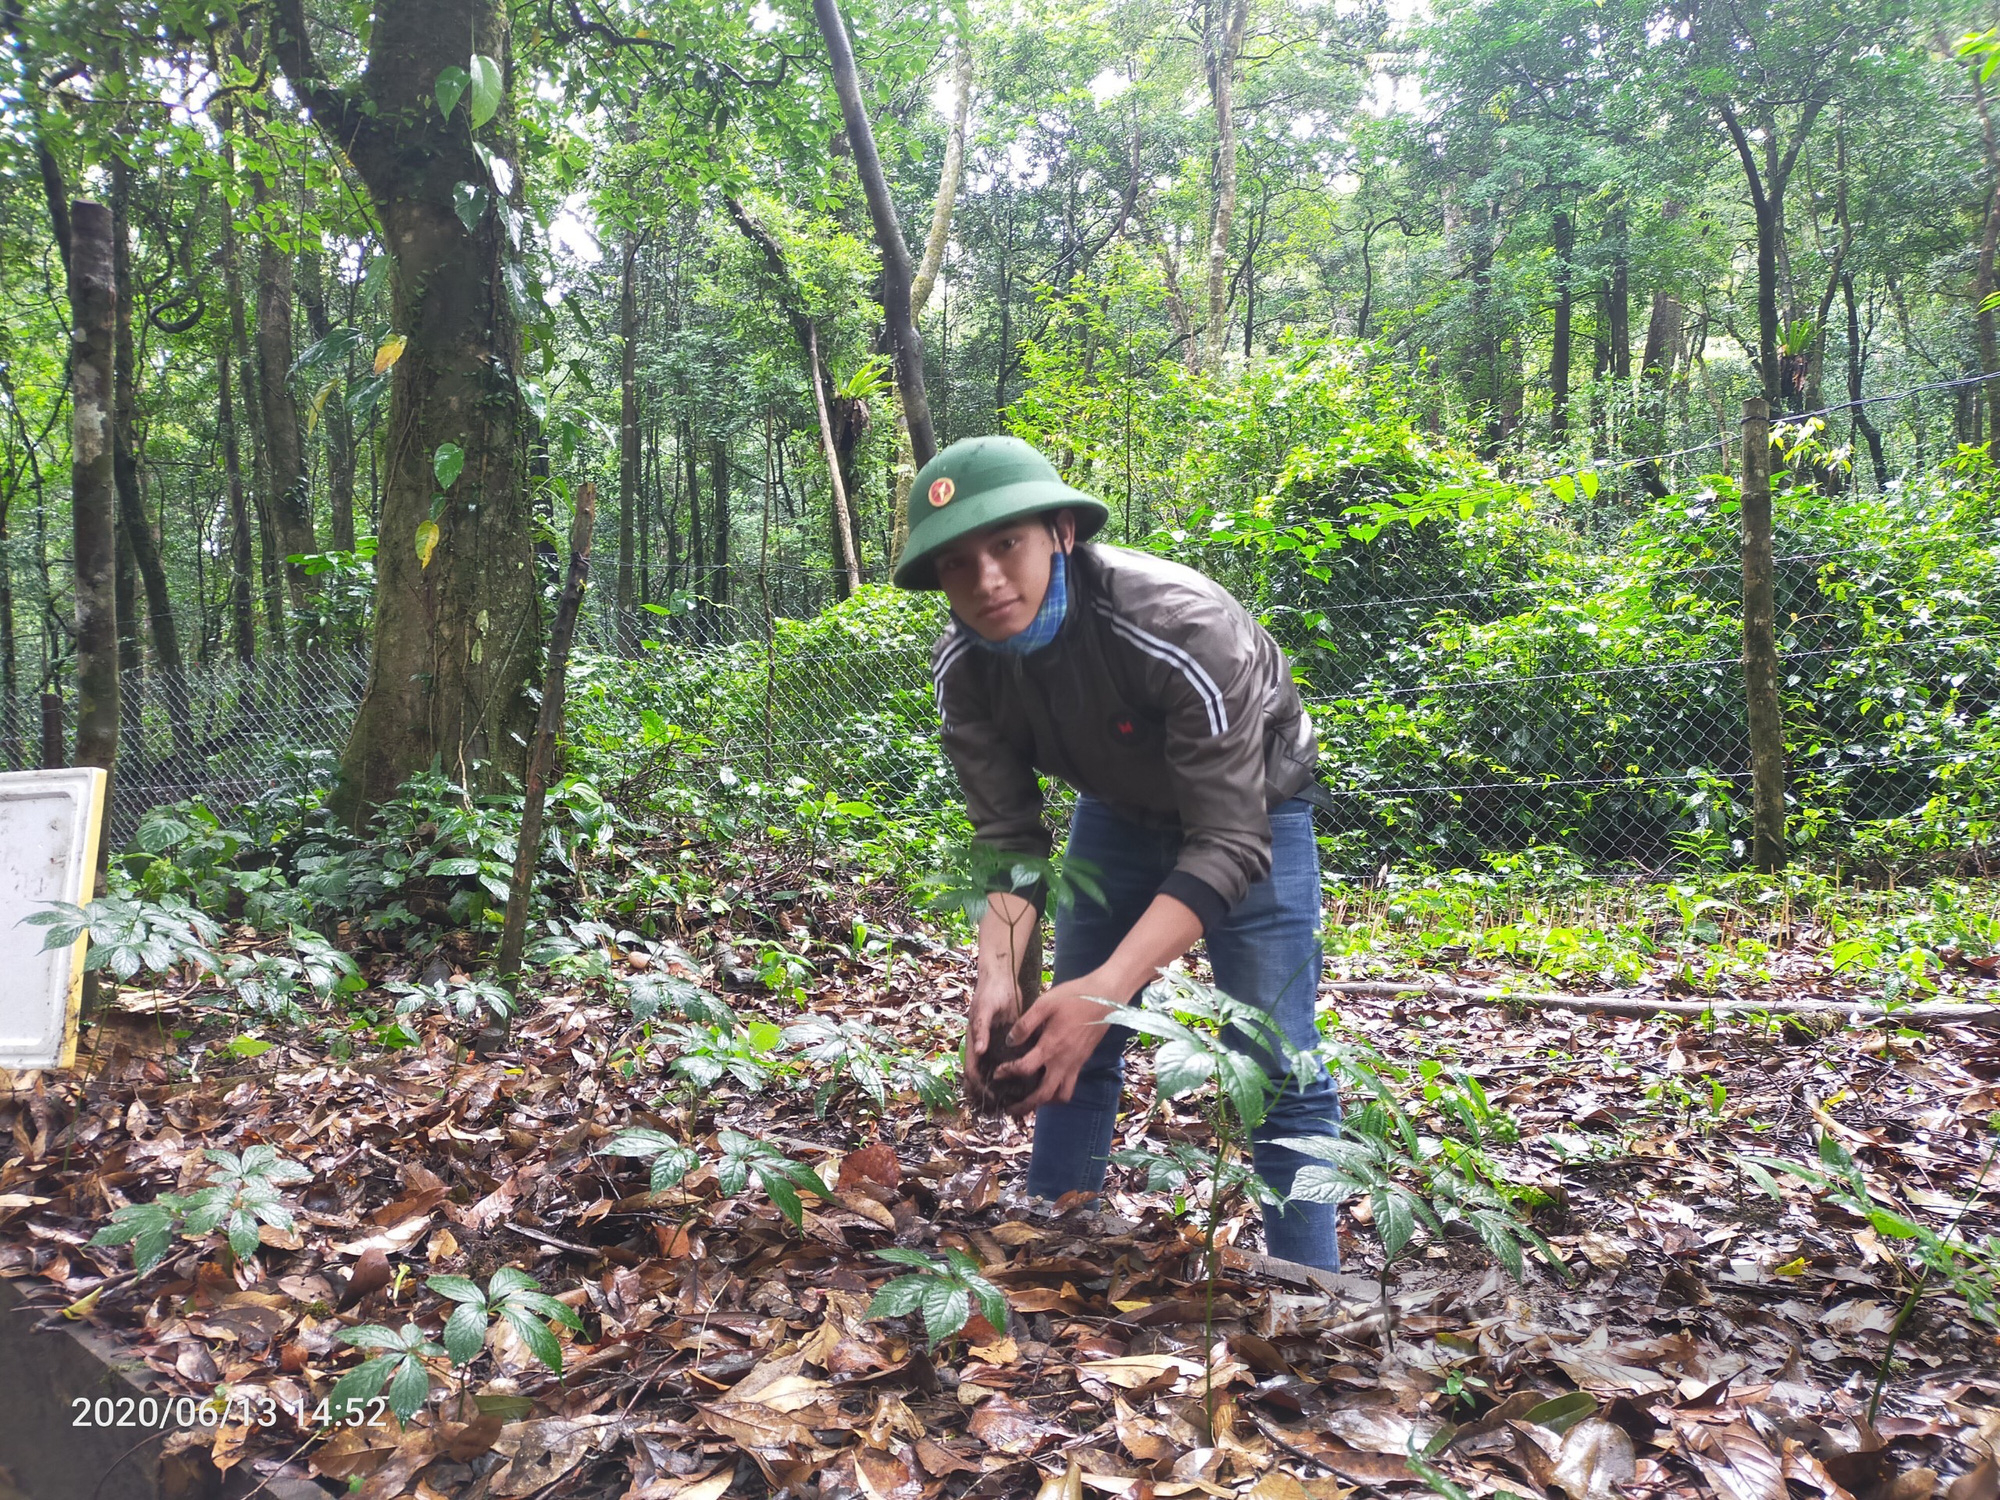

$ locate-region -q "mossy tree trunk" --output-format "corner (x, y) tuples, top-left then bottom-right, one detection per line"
(273, 0), (538, 821)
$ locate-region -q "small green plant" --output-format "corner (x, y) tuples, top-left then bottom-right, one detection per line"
(600, 1127), (701, 1192)
(1283, 1046), (1559, 1282)
(327, 1322), (443, 1424)
(29, 895), (223, 982)
(426, 1267), (583, 1373)
(598, 1129), (828, 1227)
(1417, 1062), (1522, 1148)
(866, 1247), (1009, 1349)
(92, 1146), (312, 1273)
(782, 1015), (955, 1117)
(1742, 1130), (2000, 1340)
(714, 1131), (830, 1228)
(386, 975), (516, 1026)
(1106, 972), (1301, 1438)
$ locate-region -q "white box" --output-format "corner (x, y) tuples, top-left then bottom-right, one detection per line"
(0, 767), (108, 1069)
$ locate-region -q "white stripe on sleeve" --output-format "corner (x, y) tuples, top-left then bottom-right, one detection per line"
(1098, 606), (1229, 736)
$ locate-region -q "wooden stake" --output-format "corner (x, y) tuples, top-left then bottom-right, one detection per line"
(488, 481), (596, 1046)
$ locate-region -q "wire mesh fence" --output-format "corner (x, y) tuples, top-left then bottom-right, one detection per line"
(10, 394), (2000, 873)
(3, 651), (366, 843)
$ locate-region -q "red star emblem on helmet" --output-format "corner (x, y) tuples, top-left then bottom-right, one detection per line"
(928, 476), (955, 507)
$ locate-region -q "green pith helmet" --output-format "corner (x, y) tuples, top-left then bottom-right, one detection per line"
(893, 435), (1110, 590)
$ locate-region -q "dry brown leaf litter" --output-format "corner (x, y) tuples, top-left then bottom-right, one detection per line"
(1, 882), (1996, 1500)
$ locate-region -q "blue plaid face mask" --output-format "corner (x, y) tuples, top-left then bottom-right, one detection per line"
(962, 550), (1068, 657)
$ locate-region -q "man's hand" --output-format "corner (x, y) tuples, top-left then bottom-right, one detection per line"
(995, 975), (1118, 1113)
(967, 971), (1021, 1059)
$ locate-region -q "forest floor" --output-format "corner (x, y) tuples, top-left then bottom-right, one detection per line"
(1, 855), (1997, 1500)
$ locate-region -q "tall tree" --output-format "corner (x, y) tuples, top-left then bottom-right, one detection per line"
(109, 156), (190, 754)
(252, 170), (317, 617)
(617, 233), (641, 653)
(273, 0), (540, 819)
(812, 0), (938, 467)
(67, 200), (119, 784)
(1199, 0), (1253, 374)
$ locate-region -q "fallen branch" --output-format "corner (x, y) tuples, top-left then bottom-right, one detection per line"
(1326, 980), (2000, 1030)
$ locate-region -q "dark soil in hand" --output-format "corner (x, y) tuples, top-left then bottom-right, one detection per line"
(964, 1023), (1043, 1116)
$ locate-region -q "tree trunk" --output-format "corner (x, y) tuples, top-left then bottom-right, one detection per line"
(893, 31), (971, 550)
(115, 512), (141, 755)
(68, 201), (120, 783)
(1639, 292), (1681, 385)
(301, 263), (358, 552)
(683, 420), (704, 629)
(811, 325), (863, 598)
(275, 0), (540, 821)
(909, 37), (970, 318)
(219, 120), (286, 655)
(1718, 100), (1825, 410)
(1550, 208), (1573, 438)
(710, 436), (730, 611)
(812, 0), (938, 468)
(217, 344), (257, 664)
(1608, 208), (1630, 383)
(110, 158), (191, 754)
(1199, 0), (1252, 374)
(617, 233), (640, 654)
(1843, 272), (1889, 489)
(253, 174), (317, 613)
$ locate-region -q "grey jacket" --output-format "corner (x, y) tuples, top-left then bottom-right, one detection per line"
(931, 543), (1319, 933)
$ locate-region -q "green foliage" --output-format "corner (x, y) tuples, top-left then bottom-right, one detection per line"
(600, 1127), (702, 1193)
(597, 1129), (828, 1228)
(866, 1247), (1009, 1349)
(386, 975), (516, 1027)
(28, 896), (222, 982)
(713, 1130), (829, 1228)
(781, 1015), (956, 1117)
(426, 1267), (583, 1372)
(923, 843), (1105, 928)
(1284, 1046), (1558, 1280)
(329, 1323), (444, 1425)
(1741, 1133), (1999, 1328)
(91, 1146), (311, 1273)
(1109, 973), (1301, 1134)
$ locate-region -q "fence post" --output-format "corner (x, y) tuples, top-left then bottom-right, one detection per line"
(40, 693), (65, 768)
(1739, 397), (1786, 872)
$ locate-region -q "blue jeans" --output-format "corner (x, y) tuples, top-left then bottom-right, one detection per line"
(1026, 795), (1342, 1270)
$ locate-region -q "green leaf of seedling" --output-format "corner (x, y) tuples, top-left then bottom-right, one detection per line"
(499, 1306), (565, 1372)
(1740, 1160), (1788, 1200)
(467, 53), (503, 129)
(867, 1275), (930, 1319)
(442, 1302), (488, 1366)
(386, 1353), (432, 1419)
(434, 65), (469, 118)
(1151, 1036), (1216, 1100)
(433, 443), (466, 491)
(226, 1210), (262, 1260)
(761, 1171), (804, 1227)
(1467, 1210), (1525, 1280)
(1523, 1392), (1598, 1433)
(485, 1266), (541, 1299)
(326, 1353), (400, 1422)
(1373, 1188), (1416, 1263)
(872, 1247), (939, 1270)
(918, 1280), (971, 1346)
(646, 1147), (698, 1193)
